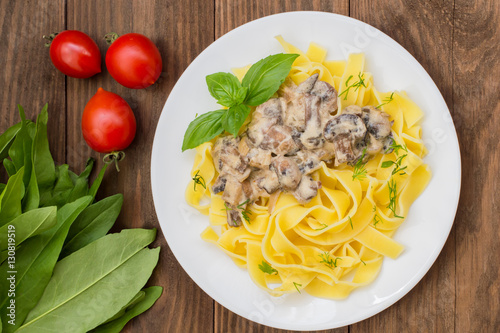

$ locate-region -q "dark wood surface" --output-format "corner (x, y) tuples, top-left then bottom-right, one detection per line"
(0, 0), (498, 332)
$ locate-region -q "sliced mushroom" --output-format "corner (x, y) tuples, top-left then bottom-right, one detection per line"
(212, 176), (227, 194)
(296, 73), (319, 94)
(294, 151), (321, 175)
(361, 106), (392, 139)
(212, 136), (250, 181)
(258, 125), (298, 155)
(300, 95), (325, 150)
(250, 168), (280, 195)
(293, 176), (322, 203)
(310, 80), (338, 116)
(227, 209), (242, 227)
(270, 156), (302, 190)
(382, 133), (395, 153)
(257, 97), (284, 122)
(324, 113), (367, 165)
(222, 176), (246, 207)
(247, 148), (272, 169)
(343, 104), (363, 117)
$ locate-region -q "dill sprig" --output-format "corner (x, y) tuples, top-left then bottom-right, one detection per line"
(293, 282), (302, 293)
(237, 199), (252, 223)
(319, 252), (343, 269)
(387, 178), (404, 219)
(338, 72), (367, 100)
(386, 138), (408, 155)
(352, 148), (368, 181)
(373, 214), (382, 228)
(314, 223), (328, 231)
(192, 170), (206, 191)
(381, 153), (408, 176)
(221, 202), (232, 211)
(258, 261), (278, 275)
(376, 92), (395, 109)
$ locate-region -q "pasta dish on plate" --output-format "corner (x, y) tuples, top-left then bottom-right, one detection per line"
(184, 36), (431, 299)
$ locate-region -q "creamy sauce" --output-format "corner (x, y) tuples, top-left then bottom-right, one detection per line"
(212, 74), (393, 226)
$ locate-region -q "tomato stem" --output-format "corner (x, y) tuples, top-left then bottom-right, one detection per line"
(104, 32), (120, 45)
(103, 151), (125, 172)
(42, 33), (58, 47)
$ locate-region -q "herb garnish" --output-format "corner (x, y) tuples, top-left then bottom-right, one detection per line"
(381, 154), (408, 176)
(293, 282), (302, 293)
(360, 259), (366, 266)
(314, 223), (329, 231)
(182, 53), (299, 151)
(348, 216), (353, 229)
(387, 178), (404, 219)
(222, 199), (252, 223)
(386, 138), (408, 155)
(319, 252), (343, 269)
(352, 148), (368, 181)
(258, 261), (278, 275)
(192, 170), (206, 191)
(237, 200), (252, 223)
(338, 72), (367, 100)
(376, 92), (395, 109)
(373, 214), (382, 228)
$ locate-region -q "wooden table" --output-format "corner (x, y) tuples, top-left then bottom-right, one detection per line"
(1, 1), (498, 332)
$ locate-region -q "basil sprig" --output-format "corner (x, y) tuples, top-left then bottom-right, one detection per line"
(182, 53), (299, 151)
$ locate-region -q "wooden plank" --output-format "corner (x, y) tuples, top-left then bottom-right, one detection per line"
(0, 0), (66, 164)
(214, 3), (349, 333)
(453, 0), (500, 331)
(65, 0), (215, 332)
(350, 1), (456, 332)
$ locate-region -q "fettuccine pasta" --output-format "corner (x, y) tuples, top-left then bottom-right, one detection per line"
(186, 37), (431, 299)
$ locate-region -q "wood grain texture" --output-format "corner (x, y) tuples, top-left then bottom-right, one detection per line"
(350, 1), (456, 332)
(214, 2), (349, 332)
(0, 0), (66, 164)
(453, 0), (500, 332)
(64, 0), (215, 332)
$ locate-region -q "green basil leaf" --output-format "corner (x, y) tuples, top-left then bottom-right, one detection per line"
(206, 72), (248, 107)
(18, 229), (159, 333)
(0, 196), (92, 332)
(222, 104), (251, 137)
(182, 110), (225, 151)
(242, 53), (299, 106)
(381, 161), (395, 168)
(0, 121), (21, 161)
(0, 206), (57, 252)
(88, 163), (108, 201)
(61, 194), (123, 258)
(0, 167), (25, 227)
(91, 286), (163, 333)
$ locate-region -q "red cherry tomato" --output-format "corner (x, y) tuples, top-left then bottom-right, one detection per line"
(82, 88), (136, 153)
(48, 30), (101, 78)
(105, 33), (162, 89)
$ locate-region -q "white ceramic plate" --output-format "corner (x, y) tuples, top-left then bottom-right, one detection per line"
(151, 12), (461, 331)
